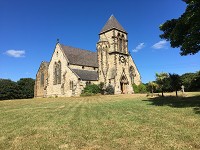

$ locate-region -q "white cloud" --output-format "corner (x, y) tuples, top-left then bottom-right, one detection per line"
(152, 40), (167, 49)
(133, 43), (145, 52)
(5, 50), (25, 58)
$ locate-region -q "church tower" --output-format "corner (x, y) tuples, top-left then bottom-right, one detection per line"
(97, 15), (141, 94)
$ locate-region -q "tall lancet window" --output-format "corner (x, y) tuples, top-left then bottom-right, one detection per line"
(53, 61), (62, 85)
(129, 66), (135, 84)
(57, 61), (61, 84)
(119, 38), (123, 52)
(122, 34), (126, 53)
(53, 62), (58, 85)
(118, 33), (125, 53)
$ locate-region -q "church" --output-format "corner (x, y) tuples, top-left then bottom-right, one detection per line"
(34, 15), (141, 97)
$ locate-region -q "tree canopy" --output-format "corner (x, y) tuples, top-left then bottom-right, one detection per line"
(156, 73), (169, 96)
(0, 79), (20, 100)
(0, 78), (35, 100)
(169, 73), (181, 96)
(17, 78), (35, 99)
(160, 0), (200, 55)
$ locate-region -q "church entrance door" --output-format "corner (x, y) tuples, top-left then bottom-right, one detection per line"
(120, 74), (128, 94)
(120, 82), (126, 94)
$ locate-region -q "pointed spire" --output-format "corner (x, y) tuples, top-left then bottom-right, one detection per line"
(100, 15), (127, 34)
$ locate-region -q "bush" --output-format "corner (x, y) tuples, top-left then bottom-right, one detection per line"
(105, 85), (114, 95)
(82, 84), (100, 95)
(132, 83), (147, 93)
(132, 83), (139, 93)
(138, 84), (147, 93)
(81, 83), (114, 96)
(98, 82), (105, 94)
(80, 92), (95, 97)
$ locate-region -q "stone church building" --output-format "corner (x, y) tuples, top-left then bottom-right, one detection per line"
(34, 15), (141, 97)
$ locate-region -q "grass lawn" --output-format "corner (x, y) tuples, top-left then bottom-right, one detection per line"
(0, 92), (200, 150)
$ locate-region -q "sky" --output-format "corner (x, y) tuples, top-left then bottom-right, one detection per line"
(0, 0), (200, 83)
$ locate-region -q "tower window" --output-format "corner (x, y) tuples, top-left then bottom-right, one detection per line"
(119, 38), (123, 52)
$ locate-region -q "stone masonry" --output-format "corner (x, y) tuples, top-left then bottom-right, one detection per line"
(34, 15), (141, 98)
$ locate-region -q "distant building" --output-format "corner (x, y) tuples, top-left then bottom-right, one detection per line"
(34, 15), (141, 97)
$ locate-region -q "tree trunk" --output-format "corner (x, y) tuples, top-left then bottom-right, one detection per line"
(151, 88), (154, 97)
(162, 89), (164, 97)
(175, 90), (178, 97)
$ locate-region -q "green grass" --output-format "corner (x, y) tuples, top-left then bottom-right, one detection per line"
(0, 93), (200, 150)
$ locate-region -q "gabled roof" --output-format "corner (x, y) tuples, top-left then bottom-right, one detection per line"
(60, 44), (98, 67)
(71, 69), (98, 81)
(100, 15), (127, 34)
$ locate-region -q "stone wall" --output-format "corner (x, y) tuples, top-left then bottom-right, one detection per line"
(97, 29), (141, 94)
(34, 62), (48, 97)
(47, 44), (81, 97)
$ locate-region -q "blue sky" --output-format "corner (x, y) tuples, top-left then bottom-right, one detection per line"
(0, 0), (200, 83)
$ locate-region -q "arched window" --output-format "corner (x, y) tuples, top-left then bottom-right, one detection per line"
(129, 66), (135, 84)
(53, 61), (62, 85)
(119, 38), (123, 52)
(57, 61), (61, 84)
(122, 34), (126, 53)
(53, 62), (57, 85)
(70, 81), (74, 90)
(40, 73), (44, 86)
(118, 33), (125, 53)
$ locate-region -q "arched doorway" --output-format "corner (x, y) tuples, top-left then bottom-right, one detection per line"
(120, 74), (128, 94)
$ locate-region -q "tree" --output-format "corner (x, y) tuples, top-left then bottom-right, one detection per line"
(137, 83), (147, 93)
(17, 78), (35, 99)
(180, 71), (200, 91)
(148, 81), (159, 95)
(156, 73), (169, 96)
(0, 79), (20, 100)
(190, 71), (200, 91)
(169, 73), (181, 96)
(160, 0), (200, 55)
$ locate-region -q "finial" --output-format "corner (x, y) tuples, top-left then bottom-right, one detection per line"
(110, 14), (114, 19)
(57, 38), (59, 44)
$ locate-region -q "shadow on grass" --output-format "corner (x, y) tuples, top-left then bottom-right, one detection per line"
(144, 95), (200, 114)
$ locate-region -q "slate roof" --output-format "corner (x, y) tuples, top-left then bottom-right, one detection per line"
(60, 44), (98, 67)
(100, 15), (127, 34)
(72, 69), (98, 81)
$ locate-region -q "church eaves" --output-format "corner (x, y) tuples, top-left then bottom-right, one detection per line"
(100, 15), (127, 34)
(72, 69), (98, 81)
